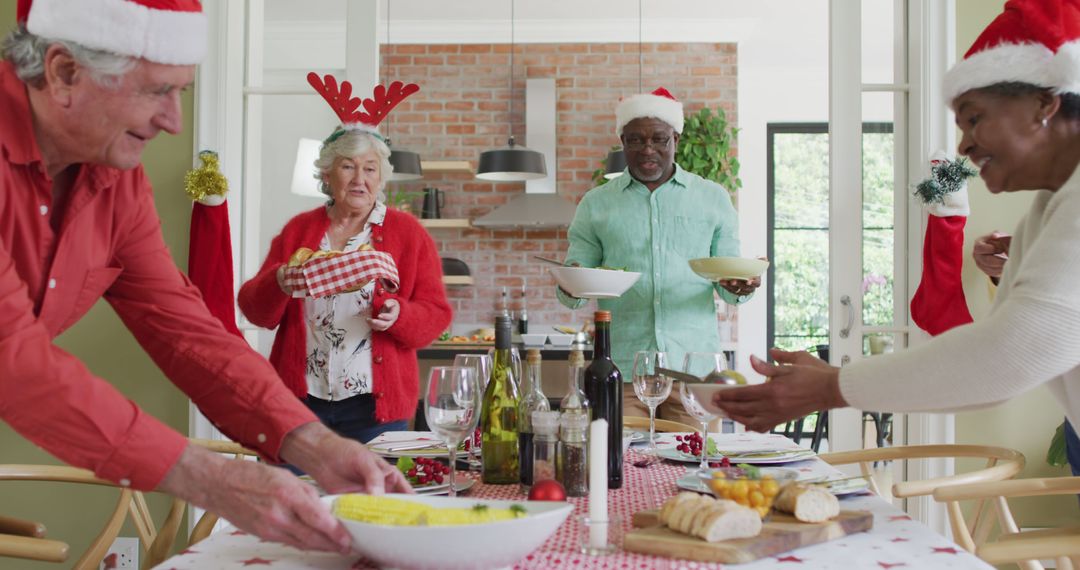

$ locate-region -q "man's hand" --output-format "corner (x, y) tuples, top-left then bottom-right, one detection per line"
(369, 299), (400, 331)
(972, 231), (1010, 280)
(280, 422), (412, 496)
(718, 275), (761, 297)
(158, 444), (354, 554)
(712, 354), (847, 432)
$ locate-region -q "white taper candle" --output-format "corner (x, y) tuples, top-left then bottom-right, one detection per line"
(588, 418), (608, 549)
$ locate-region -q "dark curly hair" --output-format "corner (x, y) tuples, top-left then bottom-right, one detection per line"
(977, 82), (1080, 121)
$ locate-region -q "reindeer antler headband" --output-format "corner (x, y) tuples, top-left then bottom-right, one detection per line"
(306, 72), (420, 145)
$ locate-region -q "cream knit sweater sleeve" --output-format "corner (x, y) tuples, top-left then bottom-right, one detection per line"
(839, 175), (1080, 422)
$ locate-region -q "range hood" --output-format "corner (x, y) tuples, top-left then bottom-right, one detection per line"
(472, 77), (577, 228)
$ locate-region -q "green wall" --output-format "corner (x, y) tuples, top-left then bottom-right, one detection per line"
(0, 1), (196, 566)
(954, 0), (1079, 530)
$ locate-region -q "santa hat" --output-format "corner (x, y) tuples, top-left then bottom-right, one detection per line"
(17, 0), (206, 65)
(307, 72), (420, 144)
(943, 0), (1080, 105)
(615, 87), (685, 136)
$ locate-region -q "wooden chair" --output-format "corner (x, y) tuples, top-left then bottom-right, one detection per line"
(933, 475), (1080, 570)
(0, 464), (132, 569)
(623, 416), (697, 433)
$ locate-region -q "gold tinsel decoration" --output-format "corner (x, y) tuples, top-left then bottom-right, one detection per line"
(184, 150), (229, 202)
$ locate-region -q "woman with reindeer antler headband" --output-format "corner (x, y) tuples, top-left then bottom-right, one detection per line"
(239, 74), (451, 452)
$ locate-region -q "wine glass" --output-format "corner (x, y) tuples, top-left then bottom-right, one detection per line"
(453, 354), (492, 470)
(424, 366), (480, 497)
(632, 351), (672, 455)
(681, 352), (726, 472)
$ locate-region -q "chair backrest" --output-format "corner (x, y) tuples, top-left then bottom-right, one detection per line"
(0, 464), (132, 570)
(819, 444), (1026, 555)
(623, 416), (698, 433)
(933, 475), (1080, 570)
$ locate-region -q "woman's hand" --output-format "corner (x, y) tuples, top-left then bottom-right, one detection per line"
(275, 265), (297, 296)
(712, 354), (847, 433)
(369, 299), (400, 331)
(972, 231), (1011, 280)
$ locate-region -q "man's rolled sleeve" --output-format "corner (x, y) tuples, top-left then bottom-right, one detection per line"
(94, 409), (189, 489)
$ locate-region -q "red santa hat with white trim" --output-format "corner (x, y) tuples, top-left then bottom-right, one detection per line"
(615, 87), (685, 135)
(943, 0), (1080, 106)
(17, 0), (206, 65)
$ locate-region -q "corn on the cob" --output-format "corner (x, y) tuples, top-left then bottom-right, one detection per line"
(333, 495), (427, 526)
(332, 495), (526, 526)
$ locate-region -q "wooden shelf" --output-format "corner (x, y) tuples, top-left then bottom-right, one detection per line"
(442, 275), (473, 286)
(420, 218), (471, 229)
(421, 160), (473, 175)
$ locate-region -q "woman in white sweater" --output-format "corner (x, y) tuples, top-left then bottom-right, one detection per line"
(715, 0), (1080, 440)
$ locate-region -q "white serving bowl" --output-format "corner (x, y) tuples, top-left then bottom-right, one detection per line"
(546, 333), (574, 347)
(520, 333), (548, 346)
(327, 494), (573, 570)
(548, 266), (641, 299)
(685, 383), (739, 418)
(688, 257), (769, 281)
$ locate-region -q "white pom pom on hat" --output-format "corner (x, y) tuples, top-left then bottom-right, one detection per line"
(615, 87), (685, 136)
(17, 0), (207, 65)
(943, 0), (1080, 107)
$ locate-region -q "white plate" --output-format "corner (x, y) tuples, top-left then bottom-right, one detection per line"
(629, 431), (646, 443)
(689, 257), (769, 281)
(548, 266), (642, 299)
(684, 383), (739, 417)
(414, 478), (477, 496)
(369, 440), (461, 458)
(327, 494), (573, 570)
(658, 446), (815, 465)
(818, 476), (872, 496)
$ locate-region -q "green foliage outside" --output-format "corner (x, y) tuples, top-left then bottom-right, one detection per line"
(771, 130), (895, 353)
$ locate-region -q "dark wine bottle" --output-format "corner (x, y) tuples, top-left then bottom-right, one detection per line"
(480, 315), (521, 484)
(583, 310), (623, 488)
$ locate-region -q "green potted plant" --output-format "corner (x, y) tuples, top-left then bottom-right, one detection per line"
(387, 189), (424, 215)
(592, 107), (741, 195)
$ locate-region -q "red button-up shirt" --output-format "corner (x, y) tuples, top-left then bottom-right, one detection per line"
(0, 62), (317, 490)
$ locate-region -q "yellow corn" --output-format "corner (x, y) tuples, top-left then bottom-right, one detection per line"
(332, 495), (526, 527)
(333, 495), (427, 526)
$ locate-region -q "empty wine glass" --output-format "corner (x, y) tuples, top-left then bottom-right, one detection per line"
(681, 352), (726, 472)
(425, 366), (480, 497)
(453, 354), (492, 470)
(632, 351), (672, 455)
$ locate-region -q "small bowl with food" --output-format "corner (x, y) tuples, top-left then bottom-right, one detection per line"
(696, 465), (798, 518)
(549, 266), (641, 299)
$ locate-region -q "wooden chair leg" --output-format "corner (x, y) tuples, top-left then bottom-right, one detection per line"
(72, 488), (132, 570)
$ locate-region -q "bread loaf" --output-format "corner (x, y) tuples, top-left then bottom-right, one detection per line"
(773, 483), (839, 523)
(657, 493), (762, 542)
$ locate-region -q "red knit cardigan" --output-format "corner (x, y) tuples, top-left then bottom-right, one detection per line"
(238, 207), (452, 423)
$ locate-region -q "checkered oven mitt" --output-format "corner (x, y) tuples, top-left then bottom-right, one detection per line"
(282, 247), (400, 298)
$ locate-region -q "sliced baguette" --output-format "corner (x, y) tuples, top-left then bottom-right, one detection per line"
(773, 483), (839, 523)
(695, 500), (763, 542)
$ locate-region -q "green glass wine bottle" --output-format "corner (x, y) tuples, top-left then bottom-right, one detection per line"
(480, 315), (521, 484)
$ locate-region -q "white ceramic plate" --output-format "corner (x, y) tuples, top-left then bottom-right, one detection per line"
(327, 494), (573, 570)
(658, 447), (816, 465)
(369, 440), (470, 459)
(684, 383), (738, 417)
(548, 266), (642, 299)
(414, 478), (477, 496)
(689, 257), (769, 281)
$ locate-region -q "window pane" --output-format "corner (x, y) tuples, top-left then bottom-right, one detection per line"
(861, 0), (896, 85)
(773, 133), (830, 229)
(774, 228), (829, 350)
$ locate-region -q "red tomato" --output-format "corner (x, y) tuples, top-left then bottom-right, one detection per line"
(528, 479), (567, 502)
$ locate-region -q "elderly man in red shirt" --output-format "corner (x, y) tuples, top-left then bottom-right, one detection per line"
(0, 0), (408, 554)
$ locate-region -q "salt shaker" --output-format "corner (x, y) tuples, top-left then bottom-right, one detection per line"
(531, 411), (560, 485)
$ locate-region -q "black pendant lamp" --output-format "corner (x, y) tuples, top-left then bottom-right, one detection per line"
(475, 0), (547, 182)
(388, 142), (423, 181)
(603, 149), (626, 179)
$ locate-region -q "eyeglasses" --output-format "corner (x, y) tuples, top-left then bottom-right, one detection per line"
(623, 137), (672, 152)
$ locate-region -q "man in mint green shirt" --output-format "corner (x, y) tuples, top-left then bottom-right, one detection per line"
(557, 87), (759, 428)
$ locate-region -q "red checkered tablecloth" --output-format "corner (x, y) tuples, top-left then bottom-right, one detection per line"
(282, 249), (399, 298)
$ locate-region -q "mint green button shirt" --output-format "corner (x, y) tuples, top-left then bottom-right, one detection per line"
(557, 164), (750, 376)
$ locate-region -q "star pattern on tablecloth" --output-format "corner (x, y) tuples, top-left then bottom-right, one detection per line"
(776, 555), (805, 563)
(932, 546), (961, 554)
(230, 530), (247, 536)
(877, 562), (906, 569)
(241, 557), (273, 566)
(888, 515), (912, 522)
(890, 537), (910, 542)
(178, 548), (198, 555)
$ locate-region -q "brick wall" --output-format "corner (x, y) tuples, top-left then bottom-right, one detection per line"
(383, 42), (738, 332)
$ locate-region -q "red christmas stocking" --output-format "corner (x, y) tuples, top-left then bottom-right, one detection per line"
(188, 200), (242, 337)
(910, 188), (974, 336)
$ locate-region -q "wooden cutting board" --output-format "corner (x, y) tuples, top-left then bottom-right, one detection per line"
(624, 509), (873, 564)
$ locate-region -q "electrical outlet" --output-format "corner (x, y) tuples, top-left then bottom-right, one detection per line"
(100, 536), (139, 570)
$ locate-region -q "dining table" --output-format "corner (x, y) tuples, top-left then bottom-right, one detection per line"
(153, 432), (993, 569)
